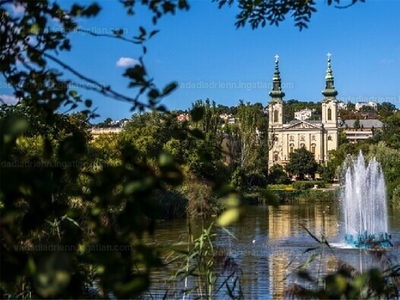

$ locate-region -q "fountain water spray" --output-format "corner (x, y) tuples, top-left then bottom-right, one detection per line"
(340, 151), (392, 249)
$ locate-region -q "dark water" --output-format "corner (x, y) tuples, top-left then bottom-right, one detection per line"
(141, 203), (400, 299)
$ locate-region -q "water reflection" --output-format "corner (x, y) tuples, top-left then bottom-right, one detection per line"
(141, 204), (400, 299)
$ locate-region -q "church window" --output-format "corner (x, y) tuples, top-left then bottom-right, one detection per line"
(273, 110), (279, 123)
(289, 135), (294, 141)
(300, 143), (305, 149)
(311, 135), (316, 141)
(274, 136), (278, 142)
(289, 143), (294, 153)
(327, 108), (332, 121)
(273, 152), (279, 162)
(328, 135), (332, 141)
(300, 135), (305, 141)
(311, 144), (316, 158)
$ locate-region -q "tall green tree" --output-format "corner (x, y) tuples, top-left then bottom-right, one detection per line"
(224, 101), (268, 186)
(285, 147), (318, 180)
(353, 117), (361, 130)
(378, 102), (396, 118)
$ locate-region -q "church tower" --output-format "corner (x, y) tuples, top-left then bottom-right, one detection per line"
(321, 53), (338, 128)
(268, 55), (285, 129)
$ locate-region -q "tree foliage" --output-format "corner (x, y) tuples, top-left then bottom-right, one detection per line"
(268, 164), (289, 184)
(285, 147), (318, 180)
(224, 101), (269, 187)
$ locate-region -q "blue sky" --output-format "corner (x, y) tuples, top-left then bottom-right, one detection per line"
(2, 0), (400, 121)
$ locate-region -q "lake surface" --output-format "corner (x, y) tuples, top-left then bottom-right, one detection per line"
(141, 203), (400, 299)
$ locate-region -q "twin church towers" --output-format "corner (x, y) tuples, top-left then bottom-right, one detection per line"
(267, 54), (340, 168)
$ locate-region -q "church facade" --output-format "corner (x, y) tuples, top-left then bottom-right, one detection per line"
(267, 54), (339, 169)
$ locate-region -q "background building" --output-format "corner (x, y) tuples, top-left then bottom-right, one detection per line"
(268, 54), (339, 169)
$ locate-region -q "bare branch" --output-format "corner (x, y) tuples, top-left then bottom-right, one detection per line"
(77, 29), (139, 45)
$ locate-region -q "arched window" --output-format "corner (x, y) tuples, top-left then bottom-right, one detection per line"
(327, 108), (332, 121)
(300, 143), (305, 149)
(274, 110), (279, 123)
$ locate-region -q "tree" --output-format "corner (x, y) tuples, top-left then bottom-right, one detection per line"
(338, 128), (348, 145)
(285, 147), (318, 180)
(353, 117), (361, 131)
(378, 102), (396, 118)
(318, 162), (336, 182)
(224, 101), (269, 186)
(268, 164), (289, 184)
(215, 0), (364, 30)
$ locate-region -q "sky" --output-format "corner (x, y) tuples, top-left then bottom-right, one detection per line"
(1, 0), (400, 121)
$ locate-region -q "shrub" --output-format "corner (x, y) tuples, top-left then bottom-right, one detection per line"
(292, 181), (327, 190)
(297, 189), (337, 202)
(292, 181), (314, 190)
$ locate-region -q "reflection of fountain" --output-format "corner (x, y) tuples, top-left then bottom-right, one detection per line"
(341, 152), (393, 249)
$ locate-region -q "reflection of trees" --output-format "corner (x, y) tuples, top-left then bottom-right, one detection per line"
(268, 204), (338, 240)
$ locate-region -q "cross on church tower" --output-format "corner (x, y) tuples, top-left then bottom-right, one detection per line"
(327, 52), (331, 62)
(275, 54), (279, 63)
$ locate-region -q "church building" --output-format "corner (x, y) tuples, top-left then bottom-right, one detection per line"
(268, 54), (339, 169)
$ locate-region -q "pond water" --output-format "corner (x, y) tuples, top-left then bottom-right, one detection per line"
(141, 203), (400, 299)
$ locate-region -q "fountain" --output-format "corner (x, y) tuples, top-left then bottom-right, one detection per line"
(340, 151), (393, 249)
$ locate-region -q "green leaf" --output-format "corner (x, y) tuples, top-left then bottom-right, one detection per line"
(148, 89), (159, 99)
(30, 23), (40, 34)
(84, 3), (101, 17)
(223, 193), (241, 207)
(217, 207), (240, 227)
(162, 82), (177, 96)
(301, 225), (322, 244)
(68, 90), (78, 98)
(63, 216), (80, 228)
(124, 177), (153, 195)
(158, 151), (174, 167)
(124, 66), (145, 82)
(84, 99), (92, 108)
(149, 30), (159, 38)
(1, 115), (30, 145)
